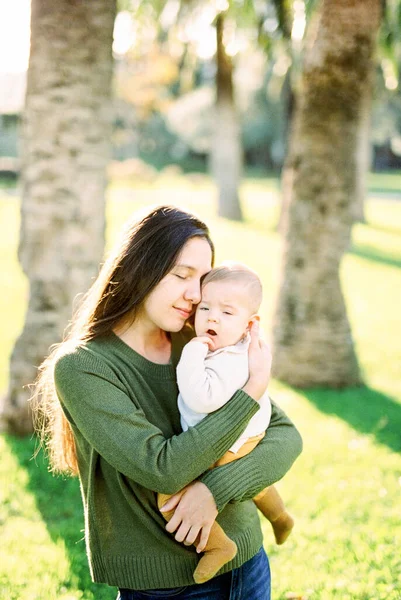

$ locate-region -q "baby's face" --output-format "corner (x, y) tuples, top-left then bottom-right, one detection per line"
(195, 280), (255, 350)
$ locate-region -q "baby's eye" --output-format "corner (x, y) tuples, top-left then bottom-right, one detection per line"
(199, 306), (209, 311)
(223, 311), (233, 315)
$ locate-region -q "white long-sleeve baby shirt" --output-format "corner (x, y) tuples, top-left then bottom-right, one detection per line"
(177, 337), (272, 453)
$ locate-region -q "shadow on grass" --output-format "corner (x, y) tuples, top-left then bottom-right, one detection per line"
(302, 385), (401, 453)
(350, 244), (401, 269)
(4, 434), (115, 600)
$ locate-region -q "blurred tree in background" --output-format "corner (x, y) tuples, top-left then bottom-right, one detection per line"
(272, 0), (382, 387)
(210, 11), (243, 220)
(0, 0), (116, 433)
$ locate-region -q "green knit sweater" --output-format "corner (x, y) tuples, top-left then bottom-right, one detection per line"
(54, 330), (302, 590)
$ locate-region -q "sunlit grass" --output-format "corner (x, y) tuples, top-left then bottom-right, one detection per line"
(0, 434), (112, 600)
(264, 382), (401, 600)
(367, 171), (401, 194)
(1, 173), (401, 599)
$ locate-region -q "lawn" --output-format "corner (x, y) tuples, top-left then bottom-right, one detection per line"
(1, 174), (401, 600)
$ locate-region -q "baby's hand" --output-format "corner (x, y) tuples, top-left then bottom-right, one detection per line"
(190, 336), (216, 352)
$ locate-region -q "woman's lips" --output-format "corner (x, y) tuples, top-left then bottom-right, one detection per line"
(174, 307), (192, 319)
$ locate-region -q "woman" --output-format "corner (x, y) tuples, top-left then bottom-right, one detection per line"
(34, 206), (302, 599)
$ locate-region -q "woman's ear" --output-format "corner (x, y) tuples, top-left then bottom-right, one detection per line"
(246, 314), (260, 331)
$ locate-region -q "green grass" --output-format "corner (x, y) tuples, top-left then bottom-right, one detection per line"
(1, 174), (401, 599)
(367, 171), (401, 195)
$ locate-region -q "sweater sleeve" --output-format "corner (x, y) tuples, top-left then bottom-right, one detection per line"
(54, 350), (259, 495)
(177, 341), (249, 413)
(198, 399), (303, 512)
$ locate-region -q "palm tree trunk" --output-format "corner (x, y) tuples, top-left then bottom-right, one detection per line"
(1, 0), (116, 433)
(273, 0), (381, 388)
(210, 13), (243, 221)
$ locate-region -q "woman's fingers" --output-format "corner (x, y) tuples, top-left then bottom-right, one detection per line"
(174, 521), (191, 543)
(196, 524), (212, 553)
(260, 338), (272, 367)
(160, 488), (186, 513)
(244, 323), (273, 400)
(249, 320), (260, 347)
(183, 525), (200, 546)
(165, 510), (183, 534)
(163, 482), (218, 551)
(171, 520), (211, 552)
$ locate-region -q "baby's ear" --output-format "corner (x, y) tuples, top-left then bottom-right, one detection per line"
(247, 314), (260, 331)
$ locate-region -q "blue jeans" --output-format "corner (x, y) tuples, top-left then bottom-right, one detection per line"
(117, 547), (271, 600)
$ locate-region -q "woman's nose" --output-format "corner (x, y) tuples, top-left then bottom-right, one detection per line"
(184, 282), (201, 304)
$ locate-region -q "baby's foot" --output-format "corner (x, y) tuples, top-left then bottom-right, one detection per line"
(193, 539), (237, 584)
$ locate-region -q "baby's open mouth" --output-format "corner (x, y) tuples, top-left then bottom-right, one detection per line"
(207, 329), (217, 336)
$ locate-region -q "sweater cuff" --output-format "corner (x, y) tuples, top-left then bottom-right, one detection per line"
(196, 390), (259, 458)
(200, 455), (263, 513)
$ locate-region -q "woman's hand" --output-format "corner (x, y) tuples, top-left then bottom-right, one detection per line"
(243, 321), (272, 401)
(160, 481), (218, 553)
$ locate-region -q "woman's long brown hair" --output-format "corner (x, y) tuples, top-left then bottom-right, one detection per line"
(32, 206), (214, 475)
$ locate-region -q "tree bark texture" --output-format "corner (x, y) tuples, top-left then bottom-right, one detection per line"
(273, 0), (381, 387)
(1, 0), (116, 433)
(210, 14), (243, 221)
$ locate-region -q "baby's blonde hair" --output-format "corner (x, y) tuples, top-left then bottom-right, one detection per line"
(201, 262), (262, 314)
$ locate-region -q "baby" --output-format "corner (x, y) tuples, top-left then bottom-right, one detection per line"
(158, 263), (294, 584)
